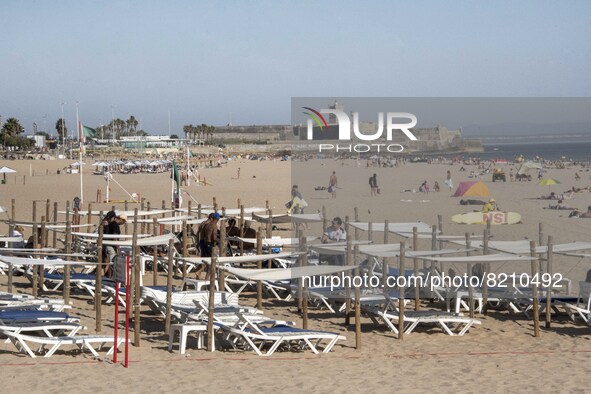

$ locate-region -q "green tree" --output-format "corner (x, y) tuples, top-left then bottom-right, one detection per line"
(170, 134), (179, 139)
(126, 115), (138, 135)
(2, 117), (24, 136)
(55, 118), (67, 141)
(2, 117), (25, 148)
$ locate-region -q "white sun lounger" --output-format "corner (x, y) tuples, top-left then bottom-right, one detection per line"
(0, 322), (85, 340)
(217, 313), (346, 356)
(4, 331), (126, 358)
(369, 295), (481, 336)
(556, 281), (591, 324)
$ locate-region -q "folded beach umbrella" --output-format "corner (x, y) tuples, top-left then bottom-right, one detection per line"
(452, 180), (490, 197)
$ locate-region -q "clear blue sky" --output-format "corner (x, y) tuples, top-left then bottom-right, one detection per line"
(1, 0), (590, 135)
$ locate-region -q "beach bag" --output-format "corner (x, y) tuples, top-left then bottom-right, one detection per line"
(328, 186), (334, 193)
(377, 188), (381, 194)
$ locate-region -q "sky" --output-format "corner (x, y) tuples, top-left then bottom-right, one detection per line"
(1, 0), (590, 135)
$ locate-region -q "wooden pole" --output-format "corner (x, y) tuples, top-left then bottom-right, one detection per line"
(64, 207), (71, 303)
(368, 221), (373, 242)
(39, 218), (46, 290)
(482, 228), (489, 315)
(437, 214), (443, 249)
(52, 202), (58, 248)
(538, 223), (544, 247)
(381, 219), (389, 288)
(322, 205), (327, 233)
(153, 218), (159, 285)
(256, 229), (263, 310)
(466, 233), (474, 318)
(45, 199), (51, 242)
(164, 239), (174, 335)
(87, 203), (92, 225)
(239, 205), (245, 256)
(345, 225), (352, 326)
(266, 209), (273, 269)
(545, 236), (553, 328)
(302, 237), (309, 330)
(530, 240), (540, 337)
(133, 208), (141, 347)
(218, 219), (226, 290)
(181, 220), (188, 279)
(413, 226), (420, 311)
(11, 198), (15, 223)
(124, 201), (129, 234)
(207, 247), (218, 352)
(95, 219), (103, 332)
(398, 242), (406, 339)
(32, 200), (37, 222)
(32, 222), (38, 298)
(354, 244), (361, 350)
(354, 207), (359, 240)
(146, 201), (151, 235)
(8, 222), (14, 293)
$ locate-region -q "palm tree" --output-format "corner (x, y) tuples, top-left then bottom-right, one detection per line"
(127, 115), (138, 135)
(55, 118), (67, 139)
(208, 125), (215, 144)
(183, 124), (192, 140)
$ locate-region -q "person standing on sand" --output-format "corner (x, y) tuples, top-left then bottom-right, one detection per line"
(329, 171), (338, 199)
(445, 170), (453, 190)
(369, 173), (378, 196)
(202, 212), (221, 257)
(237, 167), (241, 179)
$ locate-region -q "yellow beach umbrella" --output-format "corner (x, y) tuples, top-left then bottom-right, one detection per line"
(538, 178), (561, 186)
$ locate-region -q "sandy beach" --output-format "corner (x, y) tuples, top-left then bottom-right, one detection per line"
(2, 156), (591, 393)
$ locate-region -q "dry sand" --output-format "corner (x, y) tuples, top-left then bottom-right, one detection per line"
(1, 156), (591, 393)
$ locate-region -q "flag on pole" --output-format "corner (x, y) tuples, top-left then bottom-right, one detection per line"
(83, 125), (97, 138)
(78, 121), (83, 145)
(171, 160), (180, 194)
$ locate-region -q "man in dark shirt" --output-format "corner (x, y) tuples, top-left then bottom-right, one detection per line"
(104, 214), (127, 277)
(201, 213), (220, 257)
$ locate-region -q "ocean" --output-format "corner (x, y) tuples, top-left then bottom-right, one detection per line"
(467, 141), (591, 162)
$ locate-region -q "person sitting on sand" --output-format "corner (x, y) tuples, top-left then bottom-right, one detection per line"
(580, 206), (591, 218)
(547, 200), (576, 210)
(482, 198), (499, 213)
(460, 199), (486, 206)
(433, 181), (440, 192)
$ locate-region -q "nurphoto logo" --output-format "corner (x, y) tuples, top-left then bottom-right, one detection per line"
(302, 107), (418, 153)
